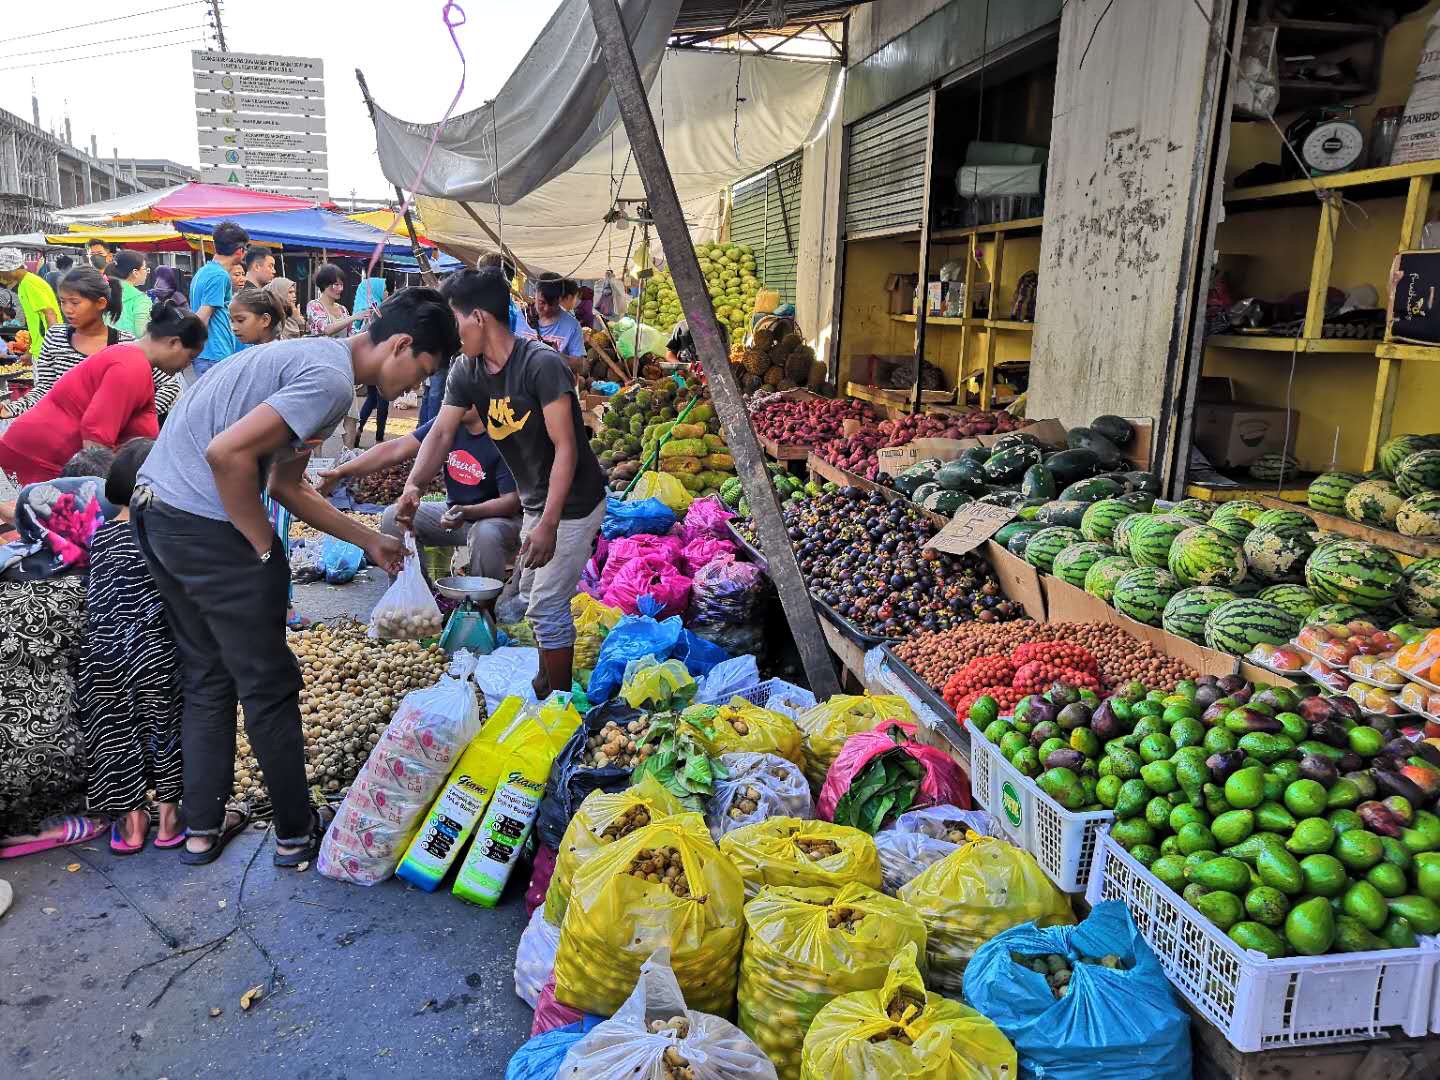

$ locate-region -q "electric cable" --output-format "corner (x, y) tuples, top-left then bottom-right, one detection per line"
(0, 36), (209, 74)
(0, 23), (205, 64)
(5, 1), (204, 44)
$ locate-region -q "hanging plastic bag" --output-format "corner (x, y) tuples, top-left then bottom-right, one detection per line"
(626, 471), (694, 513)
(963, 901), (1191, 1080)
(819, 721), (972, 832)
(682, 698), (804, 769)
(739, 882), (929, 1080)
(602, 558), (692, 619)
(683, 495), (736, 541)
(534, 698), (644, 849)
(557, 948), (777, 1079)
(706, 752), (813, 840)
(572, 593), (623, 681)
(799, 942), (1016, 1080)
(602, 494), (678, 539)
(619, 656), (697, 711)
(897, 836), (1075, 994)
(874, 806), (998, 893)
(515, 905), (563, 1008)
(718, 817), (882, 902)
(795, 695), (914, 790)
(368, 533), (445, 640)
(695, 655), (760, 704)
(506, 1017), (605, 1080)
(555, 813), (745, 1017)
(321, 536), (364, 584)
(587, 615), (685, 704)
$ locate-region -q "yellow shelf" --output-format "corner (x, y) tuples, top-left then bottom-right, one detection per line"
(988, 319), (1035, 332)
(1184, 484), (1309, 503)
(889, 314), (980, 327)
(930, 216), (1045, 242)
(1207, 334), (1379, 354)
(1376, 341), (1440, 362)
(1224, 160), (1440, 208)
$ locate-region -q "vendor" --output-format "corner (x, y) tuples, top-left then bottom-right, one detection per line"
(319, 406), (522, 582)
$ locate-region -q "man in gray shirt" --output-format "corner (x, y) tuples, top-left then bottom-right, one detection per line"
(131, 287), (461, 868)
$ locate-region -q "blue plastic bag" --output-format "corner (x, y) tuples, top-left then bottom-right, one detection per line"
(321, 537), (364, 584)
(505, 1017), (604, 1080)
(677, 628), (727, 677)
(962, 901), (1191, 1080)
(586, 615), (685, 704)
(600, 495), (675, 540)
(591, 380), (620, 395)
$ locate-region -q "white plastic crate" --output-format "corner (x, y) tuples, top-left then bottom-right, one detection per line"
(964, 720), (1112, 893)
(736, 678), (816, 719)
(1085, 826), (1440, 1052)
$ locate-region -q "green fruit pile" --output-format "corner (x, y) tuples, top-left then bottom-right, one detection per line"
(592, 380), (737, 497)
(633, 243), (761, 340)
(1009, 951), (1128, 998)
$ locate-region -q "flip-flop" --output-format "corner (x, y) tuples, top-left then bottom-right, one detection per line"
(274, 805), (334, 868)
(0, 815), (106, 860)
(110, 820), (146, 856)
(0, 878), (12, 920)
(178, 809), (251, 866)
(152, 830), (186, 850)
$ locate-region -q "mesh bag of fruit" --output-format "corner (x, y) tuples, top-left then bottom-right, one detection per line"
(819, 721), (973, 831)
(718, 817), (882, 902)
(738, 882), (928, 1080)
(705, 752), (812, 841)
(555, 814), (746, 1017)
(545, 774), (689, 925)
(873, 806), (999, 893)
(798, 942), (1016, 1080)
(682, 700), (805, 769)
(794, 695), (913, 790)
(557, 948), (776, 1079)
(897, 836), (1075, 993)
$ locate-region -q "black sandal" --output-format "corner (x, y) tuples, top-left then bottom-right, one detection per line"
(273, 804), (334, 868)
(178, 808), (251, 866)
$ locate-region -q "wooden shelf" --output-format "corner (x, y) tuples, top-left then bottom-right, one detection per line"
(1206, 334), (1379, 354)
(929, 216), (1045, 243)
(1224, 160), (1440, 211)
(988, 319), (1035, 332)
(1184, 483), (1309, 504)
(1376, 341), (1440, 362)
(845, 382), (955, 411)
(889, 313), (980, 327)
(1275, 79), (1373, 110)
(1271, 17), (1382, 49)
(1253, 494), (1440, 560)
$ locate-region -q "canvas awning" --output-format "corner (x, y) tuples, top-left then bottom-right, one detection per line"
(172, 208), (442, 257)
(52, 183), (325, 225)
(46, 222), (194, 252)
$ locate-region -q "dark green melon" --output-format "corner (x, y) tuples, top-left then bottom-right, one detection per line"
(1203, 599), (1301, 656)
(995, 520), (1045, 548)
(1256, 584), (1320, 620)
(1378, 434), (1440, 478)
(1398, 557), (1440, 624)
(1005, 522), (1050, 558)
(1395, 449), (1440, 498)
(1080, 499), (1140, 544)
(1053, 542), (1115, 589)
(1128, 514), (1193, 568)
(1305, 602), (1369, 626)
(1168, 525), (1248, 588)
(1242, 523), (1317, 584)
(1307, 472), (1364, 514)
(1162, 586), (1237, 644)
(1059, 477), (1126, 504)
(921, 490), (973, 515)
(1253, 508), (1312, 531)
(1019, 463), (1057, 500)
(1345, 479), (1405, 527)
(1091, 415), (1135, 446)
(1084, 555), (1136, 604)
(1112, 566), (1181, 626)
(1248, 452), (1299, 483)
(983, 443), (1044, 484)
(1396, 493), (1440, 538)
(1035, 500), (1090, 528)
(1304, 540), (1404, 611)
(1043, 448), (1101, 485)
(1024, 526), (1084, 574)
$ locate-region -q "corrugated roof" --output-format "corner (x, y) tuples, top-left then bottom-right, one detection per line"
(673, 0), (859, 35)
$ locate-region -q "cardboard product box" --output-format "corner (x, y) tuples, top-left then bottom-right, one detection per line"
(1388, 250), (1440, 344)
(1191, 402), (1299, 469)
(886, 273), (918, 316)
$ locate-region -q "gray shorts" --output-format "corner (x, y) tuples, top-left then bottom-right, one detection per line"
(380, 501), (522, 581)
(500, 499), (606, 650)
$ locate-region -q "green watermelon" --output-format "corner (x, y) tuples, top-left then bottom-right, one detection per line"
(1209, 500), (1265, 542)
(1006, 525), (1049, 558)
(1116, 491), (1158, 512)
(1396, 493), (1440, 538)
(1249, 452), (1299, 483)
(1228, 576), (1267, 597)
(1305, 602), (1369, 625)
(1128, 514), (1195, 568)
(1256, 584), (1319, 620)
(1254, 508), (1312, 531)
(1034, 500), (1090, 528)
(983, 443), (1043, 483)
(1162, 586), (1237, 644)
(1378, 434), (1440, 478)
(1242, 523), (1317, 584)
(995, 520), (1045, 548)
(922, 490), (972, 515)
(1080, 499), (1140, 544)
(1398, 558), (1440, 624)
(1024, 527), (1084, 574)
(1304, 540), (1403, 611)
(912, 482), (940, 506)
(1345, 479), (1405, 527)
(1395, 450), (1440, 498)
(1059, 477), (1125, 504)
(1111, 512), (1148, 558)
(1170, 498), (1215, 520)
(1084, 555), (1136, 604)
(1112, 566), (1180, 626)
(1053, 542), (1115, 588)
(1203, 598), (1301, 656)
(1307, 472), (1364, 515)
(1168, 525), (1248, 587)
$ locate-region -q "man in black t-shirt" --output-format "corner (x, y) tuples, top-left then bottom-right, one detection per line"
(399, 268), (607, 697)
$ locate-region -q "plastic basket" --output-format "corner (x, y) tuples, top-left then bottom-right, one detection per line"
(1085, 826), (1440, 1052)
(736, 677), (817, 720)
(964, 720), (1112, 893)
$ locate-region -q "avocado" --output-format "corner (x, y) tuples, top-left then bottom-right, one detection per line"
(1238, 732), (1295, 765)
(1284, 897), (1336, 956)
(1340, 881), (1389, 933)
(1191, 856), (1250, 893)
(1224, 767), (1266, 810)
(1210, 810), (1255, 848)
(1364, 862), (1408, 899)
(1285, 817), (1335, 857)
(1229, 921), (1286, 959)
(1111, 818), (1156, 851)
(1333, 829), (1384, 873)
(1386, 894), (1440, 935)
(1332, 915), (1386, 953)
(1114, 778), (1150, 819)
(1255, 801), (1298, 834)
(1256, 845), (1305, 896)
(1380, 915), (1418, 949)
(1036, 767), (1087, 811)
(1140, 760), (1178, 795)
(1176, 822), (1218, 856)
(1244, 885), (1291, 928)
(1196, 889), (1245, 930)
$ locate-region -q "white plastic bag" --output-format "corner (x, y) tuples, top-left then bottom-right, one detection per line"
(695, 655), (760, 705)
(471, 646), (540, 714)
(369, 533), (444, 640)
(874, 805), (997, 894)
(705, 752), (812, 841)
(515, 906), (562, 1008)
(557, 949), (776, 1079)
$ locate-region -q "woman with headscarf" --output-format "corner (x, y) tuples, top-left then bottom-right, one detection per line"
(263, 276), (305, 339)
(147, 265), (188, 311)
(351, 275), (389, 445)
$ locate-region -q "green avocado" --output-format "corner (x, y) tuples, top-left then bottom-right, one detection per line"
(1298, 854), (1348, 898)
(1191, 856), (1250, 893)
(1237, 732), (1295, 764)
(1229, 921), (1286, 959)
(1326, 778), (1362, 810)
(1139, 733), (1176, 763)
(1096, 774), (1121, 809)
(1111, 818), (1156, 851)
(1386, 894), (1440, 935)
(1152, 854), (1187, 891)
(1286, 817), (1335, 857)
(1170, 717), (1205, 749)
(1328, 808), (1365, 835)
(1381, 914), (1418, 949)
(1210, 810), (1255, 848)
(1169, 804), (1209, 833)
(1145, 796), (1174, 831)
(1415, 852), (1440, 900)
(1255, 801), (1297, 834)
(1332, 915), (1386, 953)
(1196, 889), (1245, 931)
(1244, 885), (1291, 928)
(1224, 767), (1265, 810)
(1283, 779), (1328, 819)
(1105, 746), (1144, 781)
(1176, 822), (1217, 856)
(1340, 880), (1389, 932)
(1256, 845), (1305, 896)
(1203, 727), (1238, 755)
(1364, 862), (1408, 899)
(1114, 778), (1150, 819)
(1223, 832), (1286, 866)
(1285, 896), (1336, 956)
(1333, 829), (1384, 873)
(1036, 767), (1086, 811)
(1140, 760), (1178, 796)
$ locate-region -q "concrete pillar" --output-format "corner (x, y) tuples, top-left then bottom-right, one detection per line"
(50, 152), (61, 205)
(82, 160), (92, 203)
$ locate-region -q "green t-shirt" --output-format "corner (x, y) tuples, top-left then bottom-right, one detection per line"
(16, 272), (58, 351)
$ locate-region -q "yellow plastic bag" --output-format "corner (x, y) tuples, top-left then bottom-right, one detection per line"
(740, 883), (929, 1080)
(619, 656), (696, 711)
(799, 942), (1016, 1080)
(719, 817), (882, 901)
(498, 618), (537, 647)
(682, 698), (806, 770)
(544, 774), (688, 926)
(572, 593), (623, 680)
(898, 836), (1074, 994)
(626, 470), (692, 512)
(555, 812), (745, 1016)
(795, 695), (914, 789)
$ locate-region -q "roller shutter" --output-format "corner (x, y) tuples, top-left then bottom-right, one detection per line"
(844, 93), (930, 238)
(729, 151), (802, 304)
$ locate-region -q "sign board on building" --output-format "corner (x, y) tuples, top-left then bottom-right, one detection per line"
(199, 147), (329, 170)
(199, 130), (326, 152)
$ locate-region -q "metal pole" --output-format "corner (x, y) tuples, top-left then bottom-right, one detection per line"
(354, 69), (439, 287)
(586, 0), (840, 698)
(209, 0), (229, 52)
(912, 86), (939, 414)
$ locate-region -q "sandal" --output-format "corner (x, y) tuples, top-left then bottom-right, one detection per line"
(110, 819), (147, 856)
(0, 815), (106, 859)
(178, 808), (251, 866)
(151, 803), (185, 849)
(274, 804), (334, 868)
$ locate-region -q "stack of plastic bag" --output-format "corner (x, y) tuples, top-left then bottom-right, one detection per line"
(682, 495), (736, 540)
(818, 720), (972, 830)
(688, 555), (766, 630)
(557, 949), (776, 1079)
(572, 594), (623, 684)
(794, 694), (913, 790)
(515, 906), (563, 1008)
(682, 698), (804, 768)
(799, 943), (1016, 1080)
(898, 835), (1075, 993)
(602, 494), (678, 539)
(599, 534), (684, 589)
(719, 817), (882, 901)
(602, 559), (692, 619)
(705, 753), (812, 841)
(874, 806), (997, 893)
(555, 813), (745, 1017)
(695, 655), (761, 705)
(679, 534), (737, 575)
(739, 883), (927, 1079)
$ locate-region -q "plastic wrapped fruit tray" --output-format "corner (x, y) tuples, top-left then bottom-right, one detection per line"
(1085, 827), (1440, 1052)
(965, 720), (1111, 893)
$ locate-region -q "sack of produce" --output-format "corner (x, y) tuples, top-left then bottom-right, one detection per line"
(795, 694), (913, 789)
(962, 901), (1191, 1080)
(367, 534), (445, 640)
(799, 942), (1016, 1080)
(600, 534), (684, 584)
(679, 535), (737, 575)
(706, 752), (813, 840)
(627, 473), (692, 513)
(682, 698), (804, 768)
(572, 593), (624, 682)
(695, 655), (761, 705)
(874, 806), (998, 893)
(545, 774), (688, 925)
(506, 1017), (604, 1080)
(719, 817), (882, 901)
(819, 720), (972, 831)
(602, 494), (678, 539)
(515, 905), (563, 1008)
(689, 555), (766, 625)
(320, 536), (364, 584)
(739, 882), (928, 1079)
(534, 698), (645, 849)
(525, 844), (557, 916)
(898, 836), (1075, 993)
(602, 558), (693, 620)
(620, 656), (697, 711)
(555, 813), (745, 1016)
(534, 976), (590, 1036)
(683, 495), (736, 541)
(629, 709), (731, 812)
(587, 615), (686, 704)
(557, 949), (777, 1079)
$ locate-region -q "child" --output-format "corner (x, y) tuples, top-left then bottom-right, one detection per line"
(77, 438), (185, 853)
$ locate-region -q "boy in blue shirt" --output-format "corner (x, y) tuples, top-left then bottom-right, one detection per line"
(188, 221), (249, 379)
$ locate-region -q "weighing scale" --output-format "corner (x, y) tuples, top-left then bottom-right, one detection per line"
(1284, 108), (1365, 178)
(435, 575), (503, 655)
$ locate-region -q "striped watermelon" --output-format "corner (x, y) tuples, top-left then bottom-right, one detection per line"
(1170, 498), (1215, 520)
(1084, 555), (1136, 603)
(1128, 514), (1193, 568)
(1111, 513), (1149, 558)
(1228, 576), (1267, 598)
(1345, 479), (1405, 527)
(1395, 450), (1440, 498)
(1080, 499), (1140, 544)
(1308, 472), (1364, 514)
(1378, 434), (1440, 478)
(1254, 508), (1312, 531)
(1203, 598), (1301, 656)
(1053, 542), (1115, 588)
(1024, 527), (1084, 574)
(1169, 525), (1248, 587)
(1399, 558), (1440, 624)
(1112, 566), (1180, 626)
(1305, 602), (1369, 625)
(1256, 584), (1320, 620)
(1249, 452), (1299, 483)
(1304, 540), (1403, 611)
(1209, 500), (1265, 542)
(1397, 493), (1440, 538)
(1242, 523), (1316, 584)
(1162, 586), (1237, 644)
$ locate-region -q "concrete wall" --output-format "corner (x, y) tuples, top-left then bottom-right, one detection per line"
(848, 0), (951, 65)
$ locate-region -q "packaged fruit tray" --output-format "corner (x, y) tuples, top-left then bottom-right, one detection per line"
(1085, 827), (1440, 1052)
(966, 719), (1112, 893)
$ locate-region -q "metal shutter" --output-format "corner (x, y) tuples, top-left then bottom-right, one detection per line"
(729, 152), (802, 304)
(845, 93), (930, 239)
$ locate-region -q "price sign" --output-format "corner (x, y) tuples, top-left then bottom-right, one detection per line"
(925, 502), (1017, 555)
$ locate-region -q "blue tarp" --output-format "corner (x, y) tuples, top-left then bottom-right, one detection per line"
(172, 208), (445, 258)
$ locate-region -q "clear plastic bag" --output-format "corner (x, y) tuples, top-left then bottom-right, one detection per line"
(874, 806), (997, 894)
(695, 655), (760, 705)
(368, 534), (444, 640)
(718, 816), (882, 902)
(706, 752), (813, 841)
(515, 905), (563, 1009)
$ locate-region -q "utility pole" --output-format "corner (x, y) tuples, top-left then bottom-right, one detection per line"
(585, 0), (840, 698)
(208, 0), (229, 53)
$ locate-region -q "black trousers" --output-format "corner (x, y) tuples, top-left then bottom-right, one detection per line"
(357, 386), (388, 441)
(131, 501), (312, 843)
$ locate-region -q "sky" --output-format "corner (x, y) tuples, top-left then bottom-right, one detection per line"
(0, 0), (566, 202)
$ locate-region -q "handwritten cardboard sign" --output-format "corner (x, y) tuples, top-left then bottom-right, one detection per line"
(876, 438), (980, 478)
(925, 502), (1017, 555)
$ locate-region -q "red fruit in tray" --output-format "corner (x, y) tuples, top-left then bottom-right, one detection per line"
(1270, 648), (1305, 672)
(1318, 640), (1358, 666)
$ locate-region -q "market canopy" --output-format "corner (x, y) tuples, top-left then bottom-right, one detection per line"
(171, 207), (444, 257)
(46, 222), (193, 252)
(52, 183), (325, 225)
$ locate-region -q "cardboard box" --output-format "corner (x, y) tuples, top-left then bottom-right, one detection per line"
(1191, 402), (1299, 469)
(1388, 250), (1440, 344)
(876, 438), (979, 477)
(885, 273), (918, 316)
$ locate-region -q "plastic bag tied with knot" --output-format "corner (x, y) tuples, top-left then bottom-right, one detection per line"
(874, 806), (997, 894)
(719, 816), (882, 902)
(682, 495), (737, 541)
(602, 558), (692, 619)
(688, 555), (764, 625)
(706, 752), (813, 841)
(603, 493), (678, 539)
(514, 904), (563, 1009)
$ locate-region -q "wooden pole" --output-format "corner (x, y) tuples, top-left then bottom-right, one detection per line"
(912, 86), (938, 413)
(457, 199), (536, 282)
(585, 0), (839, 698)
(354, 68), (440, 287)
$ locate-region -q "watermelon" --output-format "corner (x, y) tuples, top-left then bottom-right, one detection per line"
(1228, 576), (1267, 598)
(1006, 524), (1049, 558)
(1242, 523), (1316, 584)
(1396, 493), (1440, 538)
(995, 520), (1045, 548)
(1112, 566), (1180, 626)
(1116, 491), (1157, 512)
(1162, 586), (1237, 644)
(1111, 513), (1148, 558)
(1395, 449), (1440, 498)
(1091, 415), (1134, 446)
(1378, 434), (1440, 478)
(1256, 584), (1319, 620)
(1024, 527), (1084, 574)
(1254, 508), (1312, 531)
(1019, 463), (1057, 500)
(1398, 558), (1440, 624)
(1345, 479), (1405, 527)
(1209, 500), (1264, 542)
(1305, 602), (1369, 626)
(1084, 555), (1136, 603)
(1128, 514), (1194, 568)
(1249, 452), (1299, 483)
(984, 443), (1043, 483)
(1203, 598), (1301, 656)
(1307, 472), (1364, 514)
(1059, 477), (1125, 504)
(1304, 539), (1404, 611)
(1053, 542), (1115, 589)
(1035, 500), (1090, 528)
(1080, 499), (1140, 544)
(1170, 498), (1214, 520)
(1168, 525), (1248, 587)
(912, 482), (940, 506)
(922, 490), (972, 515)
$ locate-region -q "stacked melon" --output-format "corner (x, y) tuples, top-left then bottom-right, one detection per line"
(1306, 433), (1440, 538)
(635, 243), (761, 344)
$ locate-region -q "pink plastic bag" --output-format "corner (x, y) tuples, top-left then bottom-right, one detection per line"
(817, 720), (973, 825)
(532, 976), (586, 1036)
(683, 496), (736, 541)
(679, 535), (737, 576)
(600, 534), (685, 589)
(601, 559), (692, 619)
(526, 844), (558, 917)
